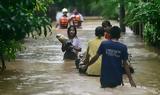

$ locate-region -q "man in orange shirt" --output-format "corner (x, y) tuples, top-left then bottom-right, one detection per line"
(56, 8), (69, 29)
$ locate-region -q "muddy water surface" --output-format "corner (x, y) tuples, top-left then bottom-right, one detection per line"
(0, 20), (160, 95)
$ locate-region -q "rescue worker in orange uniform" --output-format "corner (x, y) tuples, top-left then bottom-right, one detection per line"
(70, 8), (84, 28)
(56, 8), (69, 29)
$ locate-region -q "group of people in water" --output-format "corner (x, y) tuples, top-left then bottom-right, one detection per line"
(56, 8), (84, 29)
(59, 19), (136, 88)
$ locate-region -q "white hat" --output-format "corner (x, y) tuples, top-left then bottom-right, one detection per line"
(62, 8), (68, 12)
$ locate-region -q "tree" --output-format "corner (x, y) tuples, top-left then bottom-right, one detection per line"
(126, 0), (160, 48)
(52, 0), (94, 16)
(119, 0), (126, 32)
(89, 0), (119, 19)
(0, 0), (53, 71)
(89, 0), (127, 32)
(89, 0), (142, 32)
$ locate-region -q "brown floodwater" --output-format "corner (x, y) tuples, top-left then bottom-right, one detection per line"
(0, 20), (160, 95)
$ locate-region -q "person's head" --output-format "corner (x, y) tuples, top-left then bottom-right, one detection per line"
(67, 25), (77, 39)
(102, 20), (112, 28)
(95, 26), (104, 39)
(102, 20), (112, 33)
(73, 8), (78, 14)
(110, 26), (121, 39)
(62, 8), (68, 15)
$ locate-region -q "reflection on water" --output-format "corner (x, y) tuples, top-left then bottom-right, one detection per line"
(0, 20), (160, 95)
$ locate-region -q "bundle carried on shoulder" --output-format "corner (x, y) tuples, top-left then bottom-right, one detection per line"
(56, 34), (68, 44)
(56, 33), (74, 52)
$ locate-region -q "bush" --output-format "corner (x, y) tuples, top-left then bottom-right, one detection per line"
(144, 23), (160, 47)
(0, 0), (53, 70)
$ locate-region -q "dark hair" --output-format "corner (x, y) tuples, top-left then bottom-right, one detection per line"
(102, 20), (112, 28)
(67, 25), (77, 39)
(110, 26), (121, 39)
(95, 26), (104, 39)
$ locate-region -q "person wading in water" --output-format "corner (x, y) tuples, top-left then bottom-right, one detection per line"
(69, 8), (84, 28)
(85, 26), (136, 88)
(62, 25), (82, 60)
(56, 8), (69, 29)
(84, 26), (105, 76)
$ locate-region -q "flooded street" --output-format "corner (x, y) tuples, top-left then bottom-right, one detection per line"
(0, 20), (160, 95)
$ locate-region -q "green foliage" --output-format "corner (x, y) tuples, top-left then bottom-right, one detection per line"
(53, 0), (93, 15)
(0, 40), (22, 59)
(144, 23), (160, 47)
(126, 2), (160, 24)
(126, 1), (160, 48)
(89, 0), (139, 20)
(89, 0), (119, 19)
(0, 0), (53, 61)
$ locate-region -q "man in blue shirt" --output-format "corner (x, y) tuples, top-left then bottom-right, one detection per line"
(86, 26), (136, 88)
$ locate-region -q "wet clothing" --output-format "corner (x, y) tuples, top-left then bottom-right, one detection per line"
(59, 16), (69, 28)
(86, 37), (104, 76)
(59, 15), (69, 29)
(63, 37), (81, 60)
(56, 13), (69, 29)
(64, 50), (77, 60)
(97, 40), (128, 88)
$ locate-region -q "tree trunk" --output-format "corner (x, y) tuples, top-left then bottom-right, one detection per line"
(119, 0), (126, 32)
(0, 54), (6, 71)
